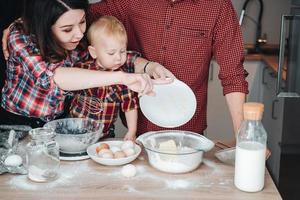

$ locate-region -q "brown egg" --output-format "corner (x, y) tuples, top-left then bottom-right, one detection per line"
(96, 143), (110, 154)
(123, 148), (135, 157)
(100, 151), (114, 159)
(97, 148), (112, 156)
(114, 151), (126, 159)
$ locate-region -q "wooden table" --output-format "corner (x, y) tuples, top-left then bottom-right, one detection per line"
(0, 148), (282, 200)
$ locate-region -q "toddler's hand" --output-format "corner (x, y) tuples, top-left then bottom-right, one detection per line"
(123, 132), (136, 141)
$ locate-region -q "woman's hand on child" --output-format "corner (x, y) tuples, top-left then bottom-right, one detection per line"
(2, 27), (10, 60)
(123, 73), (155, 96)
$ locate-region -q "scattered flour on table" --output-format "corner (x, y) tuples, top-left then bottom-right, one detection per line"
(7, 157), (232, 192)
(165, 179), (194, 189)
(122, 184), (141, 193)
(8, 161), (97, 190)
(126, 164), (232, 192)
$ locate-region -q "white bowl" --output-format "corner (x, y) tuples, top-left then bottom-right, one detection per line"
(44, 118), (104, 154)
(87, 141), (141, 166)
(136, 130), (214, 173)
(214, 147), (236, 165)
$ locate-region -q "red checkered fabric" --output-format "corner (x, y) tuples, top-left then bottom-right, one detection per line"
(2, 23), (88, 121)
(88, 0), (248, 135)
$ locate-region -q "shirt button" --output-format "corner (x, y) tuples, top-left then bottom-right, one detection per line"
(162, 46), (166, 51)
(166, 24), (171, 29)
(199, 32), (205, 37)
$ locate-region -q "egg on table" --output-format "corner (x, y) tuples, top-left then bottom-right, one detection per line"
(4, 154), (23, 167)
(121, 164), (137, 177)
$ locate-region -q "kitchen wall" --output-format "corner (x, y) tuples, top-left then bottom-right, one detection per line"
(232, 0), (291, 45)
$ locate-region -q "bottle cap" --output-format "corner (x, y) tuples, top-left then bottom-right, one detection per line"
(243, 102), (264, 120)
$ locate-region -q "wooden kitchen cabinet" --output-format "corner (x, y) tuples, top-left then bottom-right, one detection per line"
(206, 60), (263, 140)
(261, 63), (300, 200)
(261, 65), (284, 184)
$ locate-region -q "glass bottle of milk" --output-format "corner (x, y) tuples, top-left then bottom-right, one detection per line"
(234, 102), (267, 192)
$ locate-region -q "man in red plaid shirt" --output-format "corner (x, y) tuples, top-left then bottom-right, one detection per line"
(88, 0), (249, 136)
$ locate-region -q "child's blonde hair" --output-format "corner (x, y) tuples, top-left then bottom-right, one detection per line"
(87, 15), (127, 45)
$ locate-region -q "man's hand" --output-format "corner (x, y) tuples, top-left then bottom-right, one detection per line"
(145, 61), (176, 80)
(2, 27), (10, 60)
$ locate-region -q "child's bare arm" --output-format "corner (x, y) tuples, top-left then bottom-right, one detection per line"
(123, 109), (138, 141)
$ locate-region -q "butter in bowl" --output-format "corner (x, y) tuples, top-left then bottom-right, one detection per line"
(136, 130), (214, 173)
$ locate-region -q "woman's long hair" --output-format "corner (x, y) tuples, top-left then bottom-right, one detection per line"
(22, 0), (88, 62)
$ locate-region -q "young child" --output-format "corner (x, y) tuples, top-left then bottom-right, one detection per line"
(70, 16), (139, 141)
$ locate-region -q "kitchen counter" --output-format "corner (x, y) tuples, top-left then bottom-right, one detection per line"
(0, 147), (282, 200)
(245, 54), (287, 80)
(244, 45), (287, 80)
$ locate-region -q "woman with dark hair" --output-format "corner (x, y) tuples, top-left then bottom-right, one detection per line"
(1, 0), (171, 128)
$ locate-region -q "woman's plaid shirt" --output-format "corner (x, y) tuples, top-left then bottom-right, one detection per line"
(1, 24), (89, 121)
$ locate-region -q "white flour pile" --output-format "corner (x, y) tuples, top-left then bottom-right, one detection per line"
(149, 146), (201, 173)
(150, 159), (193, 173)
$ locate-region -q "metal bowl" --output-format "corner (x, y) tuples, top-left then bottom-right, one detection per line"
(136, 130), (214, 173)
(214, 147), (236, 165)
(44, 118), (104, 154)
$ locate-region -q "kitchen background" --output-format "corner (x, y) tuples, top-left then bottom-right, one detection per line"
(233, 0), (290, 45)
(0, 0), (293, 138)
(0, 0), (298, 199)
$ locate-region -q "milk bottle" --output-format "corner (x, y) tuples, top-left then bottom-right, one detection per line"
(234, 102), (267, 192)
